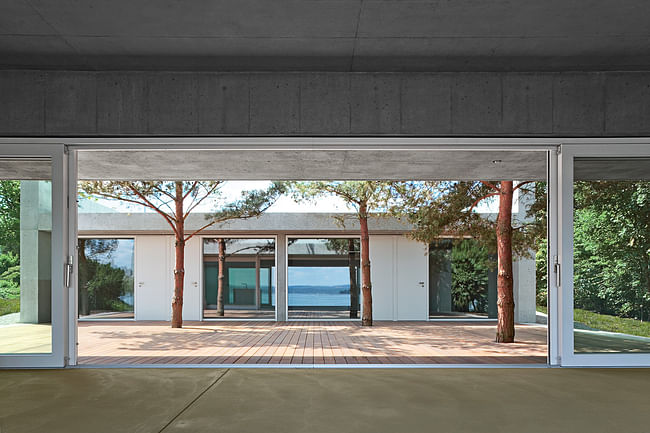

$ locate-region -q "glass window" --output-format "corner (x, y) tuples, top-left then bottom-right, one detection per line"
(287, 238), (360, 320)
(203, 238), (275, 319)
(429, 239), (497, 319)
(78, 238), (135, 319)
(0, 159), (53, 354)
(573, 157), (650, 353)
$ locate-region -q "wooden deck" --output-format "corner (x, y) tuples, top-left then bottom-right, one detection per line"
(78, 321), (547, 365)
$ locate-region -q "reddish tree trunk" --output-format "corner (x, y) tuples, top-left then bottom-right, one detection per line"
(171, 181), (185, 328)
(496, 181), (515, 343)
(216, 238), (226, 316)
(359, 203), (373, 326)
(348, 238), (359, 319)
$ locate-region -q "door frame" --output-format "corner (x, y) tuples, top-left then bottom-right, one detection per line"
(0, 143), (69, 368)
(557, 143), (650, 367)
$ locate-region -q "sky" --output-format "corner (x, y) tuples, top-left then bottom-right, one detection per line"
(80, 181), (354, 214)
(79, 181), (521, 214)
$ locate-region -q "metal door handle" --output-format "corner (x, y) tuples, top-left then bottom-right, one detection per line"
(65, 255), (73, 288)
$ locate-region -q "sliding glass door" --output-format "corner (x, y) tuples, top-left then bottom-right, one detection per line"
(0, 144), (68, 368)
(559, 144), (650, 366)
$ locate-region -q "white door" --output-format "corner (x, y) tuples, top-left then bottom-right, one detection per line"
(0, 144), (69, 368)
(396, 237), (428, 320)
(135, 236), (173, 320)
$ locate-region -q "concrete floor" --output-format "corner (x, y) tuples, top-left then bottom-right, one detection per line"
(1, 368), (649, 433)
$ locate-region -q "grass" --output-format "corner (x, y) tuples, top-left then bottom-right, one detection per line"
(0, 297), (20, 316)
(537, 305), (650, 338)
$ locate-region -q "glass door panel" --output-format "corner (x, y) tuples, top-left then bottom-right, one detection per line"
(0, 146), (67, 367)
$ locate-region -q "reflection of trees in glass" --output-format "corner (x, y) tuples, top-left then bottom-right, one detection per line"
(450, 240), (490, 313)
(573, 181), (650, 321)
(78, 239), (134, 315)
(0, 180), (21, 315)
(325, 238), (361, 318)
(204, 238), (276, 315)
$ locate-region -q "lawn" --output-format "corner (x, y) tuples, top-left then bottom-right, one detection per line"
(537, 305), (650, 338)
(0, 297), (20, 316)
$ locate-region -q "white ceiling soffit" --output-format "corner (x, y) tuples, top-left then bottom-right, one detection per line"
(0, 158), (51, 180)
(77, 149), (547, 181)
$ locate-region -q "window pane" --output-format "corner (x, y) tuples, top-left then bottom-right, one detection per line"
(203, 238), (275, 319)
(0, 162), (53, 354)
(78, 238), (135, 319)
(573, 157), (650, 353)
(288, 238), (360, 320)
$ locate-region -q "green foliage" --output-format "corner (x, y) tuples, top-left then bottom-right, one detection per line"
(0, 251), (20, 300)
(450, 239), (490, 313)
(573, 180), (650, 320)
(0, 180), (20, 256)
(573, 308), (650, 338)
(0, 297), (20, 316)
(388, 181), (541, 259)
(80, 259), (131, 312)
(289, 181), (393, 221)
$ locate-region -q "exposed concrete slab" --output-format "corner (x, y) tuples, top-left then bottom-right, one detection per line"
(97, 73), (148, 134)
(605, 73), (650, 135)
(44, 72), (97, 135)
(76, 149), (548, 181)
(300, 74), (351, 134)
(400, 75), (452, 134)
(502, 74), (553, 134)
(350, 75), (401, 134)
(3, 0), (650, 71)
(0, 368), (227, 433)
(250, 75), (300, 134)
(3, 71), (650, 137)
(553, 73), (605, 135)
(165, 368), (650, 433)
(197, 74), (250, 134)
(452, 74), (502, 134)
(0, 71), (45, 135)
(147, 73), (198, 134)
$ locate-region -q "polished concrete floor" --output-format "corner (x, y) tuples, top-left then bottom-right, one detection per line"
(1, 368), (649, 433)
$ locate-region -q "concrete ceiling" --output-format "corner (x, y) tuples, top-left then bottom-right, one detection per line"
(1, 0), (649, 72)
(77, 149), (548, 180)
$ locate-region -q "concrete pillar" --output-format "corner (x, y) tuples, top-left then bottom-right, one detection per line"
(19, 181), (52, 324)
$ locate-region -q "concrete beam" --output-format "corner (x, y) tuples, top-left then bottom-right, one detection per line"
(2, 71), (650, 137)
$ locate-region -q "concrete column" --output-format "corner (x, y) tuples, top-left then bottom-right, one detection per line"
(19, 181), (52, 324)
(275, 233), (287, 321)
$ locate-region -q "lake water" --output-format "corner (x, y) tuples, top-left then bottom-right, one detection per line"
(266, 292), (353, 307)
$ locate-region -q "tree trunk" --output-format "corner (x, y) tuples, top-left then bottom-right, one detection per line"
(359, 203), (373, 326)
(171, 181), (185, 328)
(78, 239), (90, 316)
(216, 238), (226, 316)
(495, 181), (515, 343)
(348, 238), (359, 319)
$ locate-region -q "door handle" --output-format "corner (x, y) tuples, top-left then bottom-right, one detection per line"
(65, 255), (73, 288)
(418, 281), (425, 287)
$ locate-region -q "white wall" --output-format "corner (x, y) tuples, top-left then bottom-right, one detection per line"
(182, 237), (202, 321)
(369, 235), (428, 321)
(134, 235), (173, 320)
(514, 256), (537, 323)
